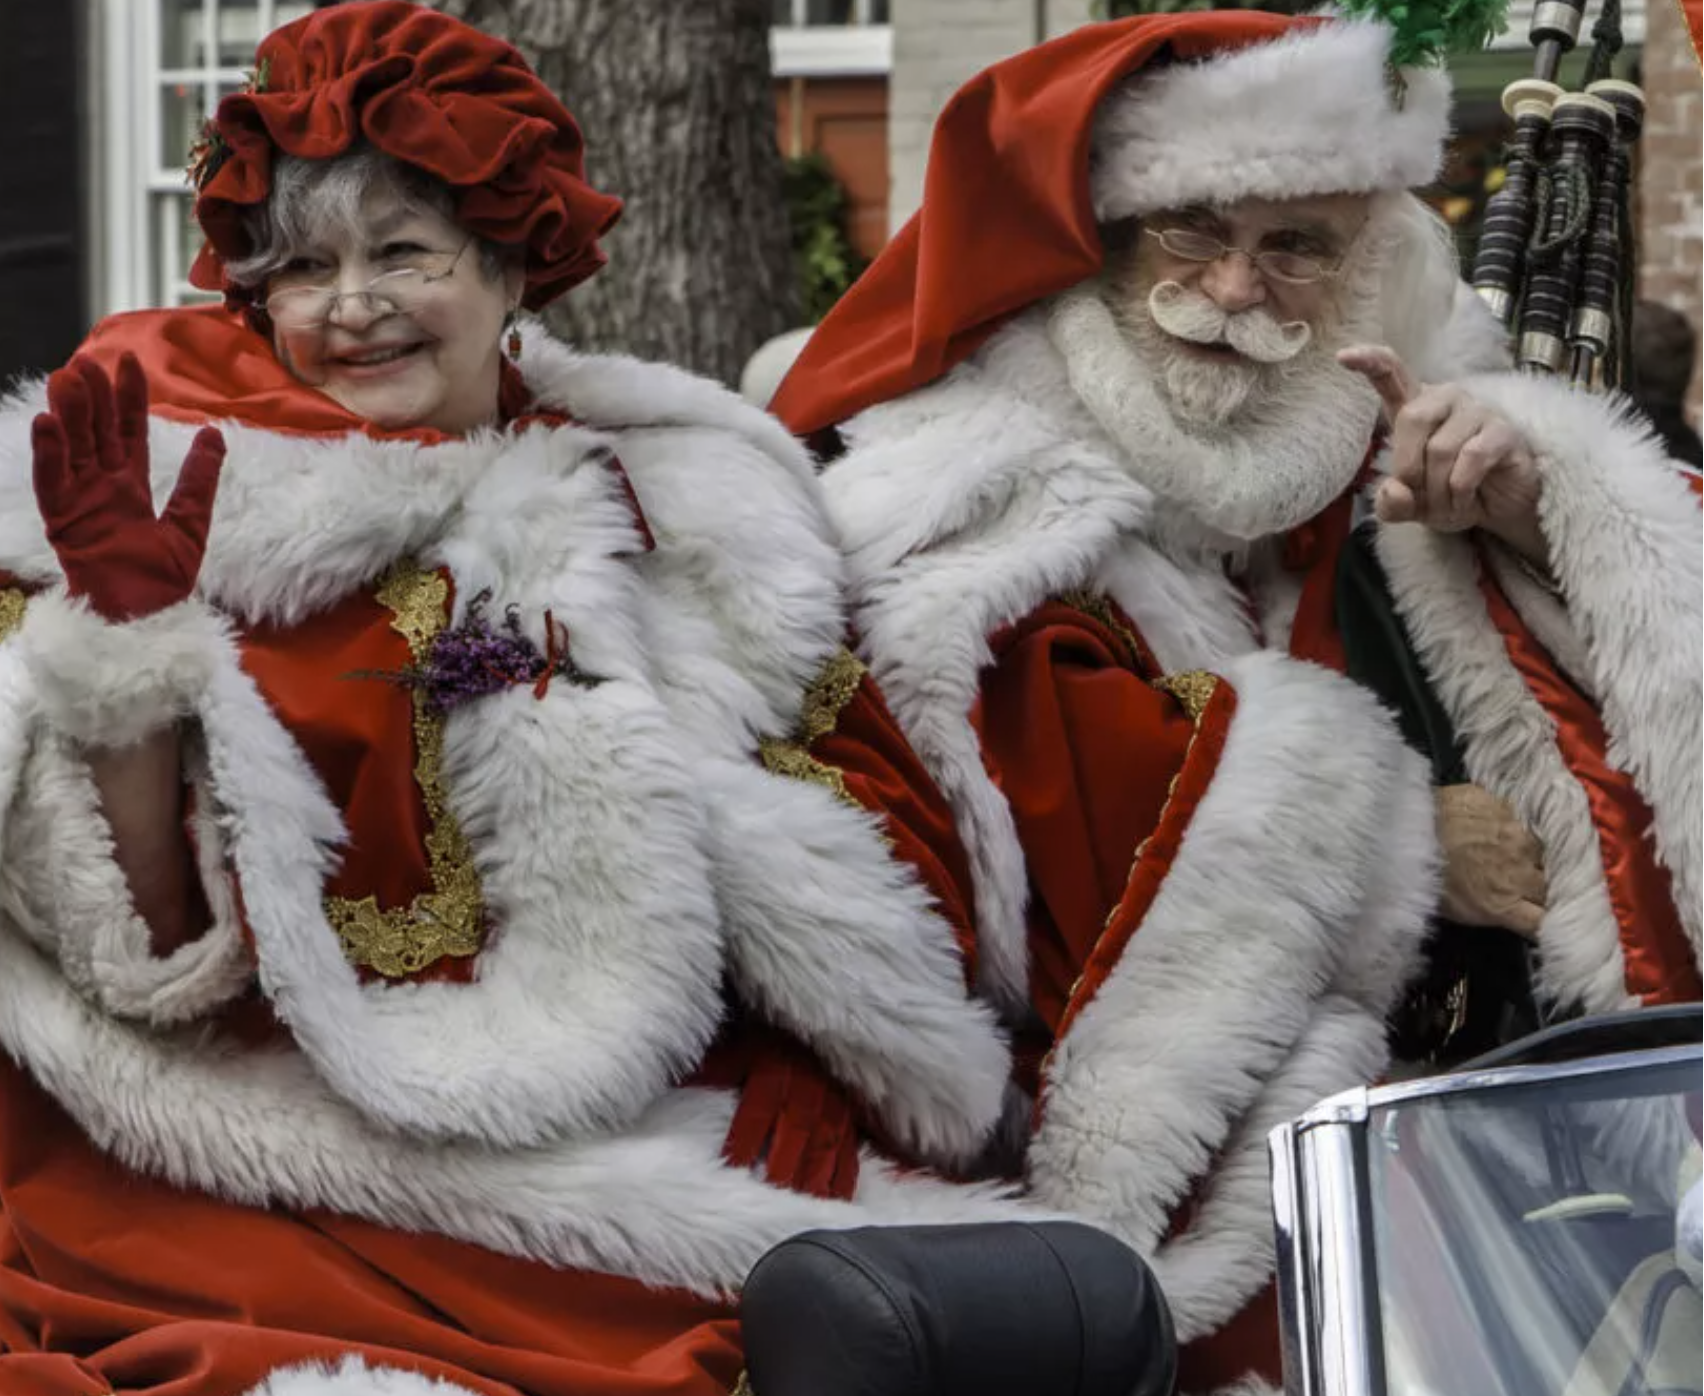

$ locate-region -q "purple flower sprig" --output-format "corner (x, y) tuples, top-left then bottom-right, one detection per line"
(350, 591), (601, 715)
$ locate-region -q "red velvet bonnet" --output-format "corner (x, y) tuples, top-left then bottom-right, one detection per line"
(188, 0), (623, 311)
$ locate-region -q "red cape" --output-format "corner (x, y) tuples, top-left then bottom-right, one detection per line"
(78, 304), (531, 442)
(768, 10), (1316, 436)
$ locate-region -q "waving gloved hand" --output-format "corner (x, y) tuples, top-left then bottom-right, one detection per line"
(32, 353), (226, 622)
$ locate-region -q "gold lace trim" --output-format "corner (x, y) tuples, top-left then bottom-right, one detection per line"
(1058, 588), (1221, 722)
(324, 563), (488, 978)
(0, 588), (26, 644)
(1059, 586), (1149, 666)
(1154, 669), (1219, 722)
(758, 647), (868, 807)
(730, 1373), (754, 1396)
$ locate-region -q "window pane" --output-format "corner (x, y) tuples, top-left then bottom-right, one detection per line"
(772, 0), (795, 24)
(868, 0), (890, 20)
(160, 0), (207, 68)
(805, 0), (855, 23)
(161, 82), (208, 173)
(217, 0), (264, 68)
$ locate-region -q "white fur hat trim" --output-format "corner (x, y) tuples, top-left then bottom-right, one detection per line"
(1089, 20), (1451, 221)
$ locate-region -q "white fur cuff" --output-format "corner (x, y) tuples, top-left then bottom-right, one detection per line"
(1089, 22), (1448, 222)
(12, 591), (237, 749)
(245, 1355), (484, 1396)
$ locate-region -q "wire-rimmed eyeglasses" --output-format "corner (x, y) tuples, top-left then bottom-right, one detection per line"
(264, 238), (474, 331)
(1142, 226), (1346, 286)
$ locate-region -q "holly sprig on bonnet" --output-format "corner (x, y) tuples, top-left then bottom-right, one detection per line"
(1335, 0), (1510, 68)
(186, 57), (271, 191)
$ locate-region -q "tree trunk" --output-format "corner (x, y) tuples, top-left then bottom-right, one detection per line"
(431, 0), (798, 387)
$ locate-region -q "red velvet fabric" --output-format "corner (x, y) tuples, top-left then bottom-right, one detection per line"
(1681, 0), (1703, 61)
(768, 10), (1320, 435)
(976, 600), (1200, 1037)
(238, 577), (479, 984)
(816, 668), (983, 968)
(1479, 571), (1702, 1005)
(0, 1061), (744, 1396)
(188, 0), (622, 311)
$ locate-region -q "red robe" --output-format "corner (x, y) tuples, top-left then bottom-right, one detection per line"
(0, 310), (1004, 1396)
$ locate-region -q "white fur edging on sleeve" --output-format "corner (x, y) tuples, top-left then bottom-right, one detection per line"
(11, 590), (235, 749)
(0, 593), (257, 1024)
(1027, 651), (1434, 1342)
(1458, 370), (1702, 964)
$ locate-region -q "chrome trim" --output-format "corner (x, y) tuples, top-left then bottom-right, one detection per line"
(1360, 1042), (1700, 1111)
(1570, 306), (1614, 346)
(1473, 285), (1513, 320)
(1298, 1119), (1380, 1396)
(1531, 0), (1586, 39)
(1269, 1123), (1317, 1396)
(1291, 1085), (1370, 1132)
(1518, 330), (1566, 372)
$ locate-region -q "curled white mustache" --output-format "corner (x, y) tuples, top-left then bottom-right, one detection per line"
(1147, 281), (1312, 364)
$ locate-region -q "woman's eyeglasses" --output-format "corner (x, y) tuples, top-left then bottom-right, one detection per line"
(265, 239), (473, 330)
(1142, 226), (1346, 286)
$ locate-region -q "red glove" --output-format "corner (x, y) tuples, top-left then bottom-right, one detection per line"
(31, 353), (225, 622)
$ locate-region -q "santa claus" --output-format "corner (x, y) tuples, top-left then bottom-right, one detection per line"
(773, 10), (1702, 1389)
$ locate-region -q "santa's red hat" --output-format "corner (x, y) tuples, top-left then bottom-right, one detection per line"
(187, 0), (623, 311)
(771, 10), (1453, 436)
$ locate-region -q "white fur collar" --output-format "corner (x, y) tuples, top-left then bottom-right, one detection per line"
(0, 326), (844, 750)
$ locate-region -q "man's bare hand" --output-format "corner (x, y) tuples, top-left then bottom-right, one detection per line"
(1435, 782), (1546, 940)
(1339, 344), (1548, 566)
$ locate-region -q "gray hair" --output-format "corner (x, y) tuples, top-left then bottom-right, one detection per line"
(222, 145), (511, 291)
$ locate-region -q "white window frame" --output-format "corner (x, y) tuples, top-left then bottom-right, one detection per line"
(93, 0), (311, 317)
(771, 0), (893, 77)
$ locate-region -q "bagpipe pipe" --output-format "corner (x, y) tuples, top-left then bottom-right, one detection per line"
(1469, 0), (1643, 388)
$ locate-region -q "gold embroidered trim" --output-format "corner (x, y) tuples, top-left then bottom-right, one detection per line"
(796, 646), (867, 745)
(759, 735), (851, 802)
(324, 563), (488, 978)
(729, 1373), (755, 1396)
(1059, 587), (1149, 665)
(758, 647), (868, 808)
(1153, 669), (1219, 722)
(1058, 590), (1219, 722)
(0, 588), (26, 644)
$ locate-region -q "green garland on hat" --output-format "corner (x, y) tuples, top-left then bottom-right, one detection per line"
(1335, 0), (1510, 67)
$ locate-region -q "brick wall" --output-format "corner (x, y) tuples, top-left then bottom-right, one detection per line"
(888, 0), (1093, 233)
(1635, 0), (1702, 422)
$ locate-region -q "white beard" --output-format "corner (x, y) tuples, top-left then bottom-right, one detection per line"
(1046, 280), (1383, 544)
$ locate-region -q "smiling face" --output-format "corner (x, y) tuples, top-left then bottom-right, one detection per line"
(265, 194), (524, 434)
(1103, 191), (1372, 425)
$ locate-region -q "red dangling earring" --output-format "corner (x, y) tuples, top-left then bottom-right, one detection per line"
(507, 318), (523, 360)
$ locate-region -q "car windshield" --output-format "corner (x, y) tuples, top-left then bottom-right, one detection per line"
(1366, 1054), (1701, 1396)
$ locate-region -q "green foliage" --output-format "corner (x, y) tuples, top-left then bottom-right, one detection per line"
(1334, 0), (1510, 65)
(783, 153), (866, 324)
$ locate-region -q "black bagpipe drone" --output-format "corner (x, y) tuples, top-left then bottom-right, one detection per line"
(1468, 0), (1643, 388)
